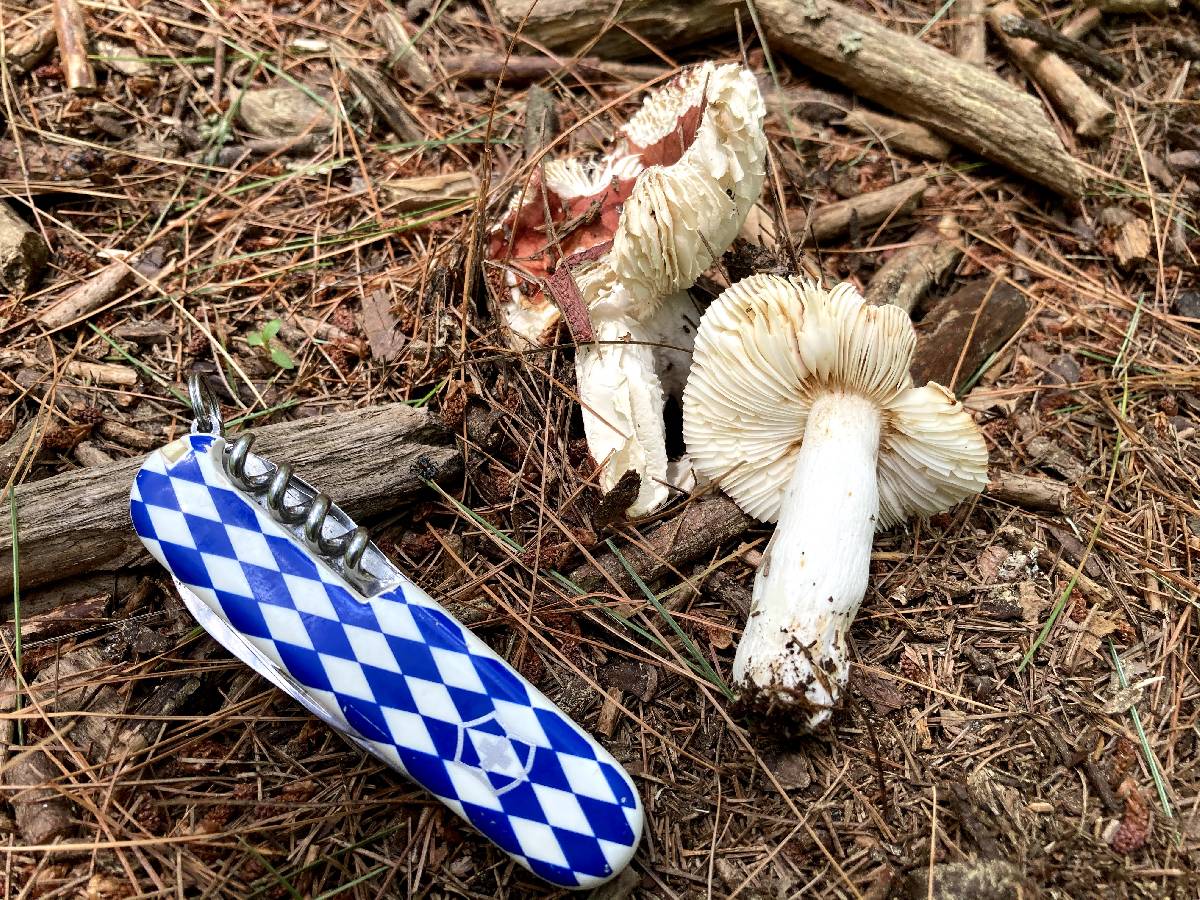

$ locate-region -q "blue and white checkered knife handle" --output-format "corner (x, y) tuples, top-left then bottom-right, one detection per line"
(129, 433), (642, 889)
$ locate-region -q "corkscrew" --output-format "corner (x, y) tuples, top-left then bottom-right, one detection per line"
(130, 375), (642, 889)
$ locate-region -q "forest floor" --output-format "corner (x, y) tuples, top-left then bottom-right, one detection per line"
(0, 0), (1197, 897)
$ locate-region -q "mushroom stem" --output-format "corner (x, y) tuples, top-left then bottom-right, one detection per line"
(576, 314), (671, 516)
(733, 391), (881, 729)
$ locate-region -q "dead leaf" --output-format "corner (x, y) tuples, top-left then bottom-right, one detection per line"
(1064, 607), (1120, 670)
(359, 288), (405, 362)
(704, 622), (733, 650)
(761, 749), (812, 790)
(1017, 580), (1046, 623)
(855, 670), (909, 712)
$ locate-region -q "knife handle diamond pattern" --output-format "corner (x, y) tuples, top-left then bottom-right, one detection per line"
(129, 433), (642, 889)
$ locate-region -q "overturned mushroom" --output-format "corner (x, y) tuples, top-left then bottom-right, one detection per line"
(682, 275), (988, 730)
(489, 62), (766, 515)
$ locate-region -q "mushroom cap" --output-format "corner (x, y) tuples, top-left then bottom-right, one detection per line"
(488, 61), (765, 344)
(682, 275), (988, 528)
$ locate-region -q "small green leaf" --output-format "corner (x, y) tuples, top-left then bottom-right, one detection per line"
(262, 318), (283, 341)
(269, 346), (295, 369)
(246, 330), (264, 347)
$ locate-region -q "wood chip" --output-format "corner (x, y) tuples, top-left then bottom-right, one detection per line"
(378, 171), (478, 211)
(911, 279), (1029, 391)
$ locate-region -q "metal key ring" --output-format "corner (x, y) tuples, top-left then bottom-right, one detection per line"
(188, 373), (225, 436)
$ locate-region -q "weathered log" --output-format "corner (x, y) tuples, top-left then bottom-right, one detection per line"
(52, 0), (96, 95)
(0, 404), (460, 595)
(0, 202), (49, 296)
(566, 496), (752, 593)
(911, 279), (1029, 391)
(842, 109), (952, 160)
(988, 2), (1115, 139)
(754, 0), (1086, 197)
(789, 175), (928, 245)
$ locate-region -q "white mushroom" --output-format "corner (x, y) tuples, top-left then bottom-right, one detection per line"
(489, 62), (766, 516)
(682, 275), (988, 729)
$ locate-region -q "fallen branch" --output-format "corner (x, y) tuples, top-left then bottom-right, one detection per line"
(0, 404), (460, 594)
(956, 0), (987, 65)
(567, 496), (752, 593)
(789, 175), (928, 245)
(754, 0), (1086, 197)
(865, 216), (962, 312)
(842, 109), (952, 160)
(997, 12), (1125, 81)
(442, 53), (666, 84)
(36, 256), (136, 329)
(378, 171), (478, 211)
(988, 2), (1115, 139)
(52, 0), (96, 95)
(910, 278), (1029, 391)
(987, 472), (1074, 513)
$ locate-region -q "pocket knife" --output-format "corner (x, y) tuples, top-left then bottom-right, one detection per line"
(129, 376), (642, 889)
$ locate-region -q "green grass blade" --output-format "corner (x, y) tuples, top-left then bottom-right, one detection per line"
(606, 540), (732, 698)
(1109, 640), (1173, 818)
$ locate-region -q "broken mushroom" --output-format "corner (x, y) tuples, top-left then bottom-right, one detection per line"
(682, 275), (988, 729)
(489, 62), (766, 516)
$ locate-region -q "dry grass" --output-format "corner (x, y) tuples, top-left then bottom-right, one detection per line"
(0, 0), (1197, 897)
